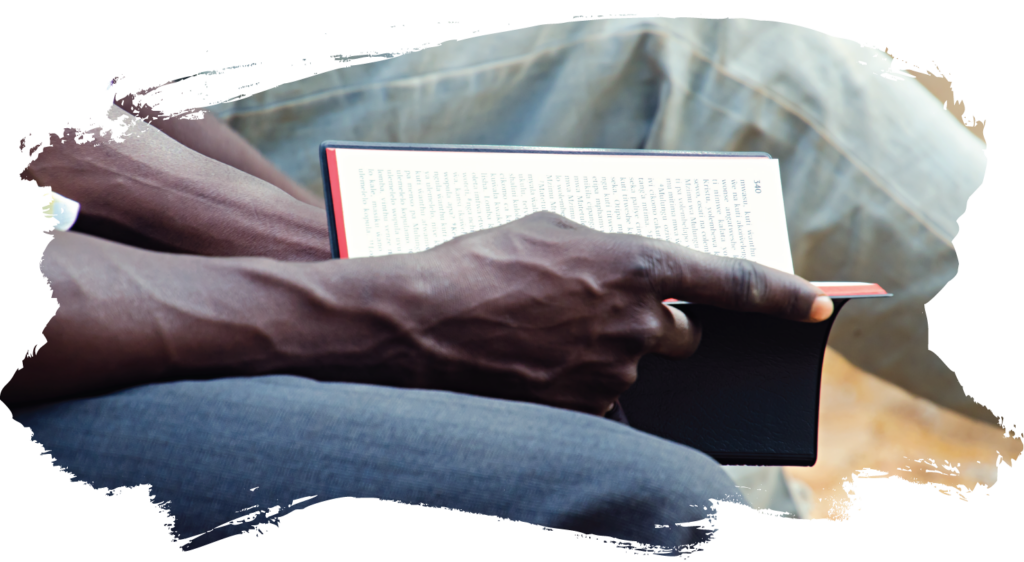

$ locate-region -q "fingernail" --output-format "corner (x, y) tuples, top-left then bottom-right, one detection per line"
(809, 295), (834, 322)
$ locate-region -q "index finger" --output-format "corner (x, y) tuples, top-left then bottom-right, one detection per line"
(636, 238), (834, 322)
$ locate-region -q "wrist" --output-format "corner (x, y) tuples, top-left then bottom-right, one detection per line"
(285, 254), (436, 385)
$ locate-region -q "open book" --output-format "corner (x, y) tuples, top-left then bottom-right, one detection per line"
(320, 141), (889, 465)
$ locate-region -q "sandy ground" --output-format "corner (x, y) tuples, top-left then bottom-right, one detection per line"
(783, 347), (1020, 519)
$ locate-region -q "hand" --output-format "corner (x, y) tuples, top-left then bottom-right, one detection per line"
(396, 211), (833, 415)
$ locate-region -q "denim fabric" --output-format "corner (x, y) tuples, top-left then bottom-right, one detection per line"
(13, 375), (741, 551)
(210, 18), (991, 423)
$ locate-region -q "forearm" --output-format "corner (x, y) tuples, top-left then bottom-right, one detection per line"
(25, 106), (331, 261)
(1, 231), (423, 408)
(3, 214), (829, 414)
(113, 96), (324, 207)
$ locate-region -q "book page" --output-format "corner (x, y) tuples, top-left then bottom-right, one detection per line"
(330, 148), (794, 274)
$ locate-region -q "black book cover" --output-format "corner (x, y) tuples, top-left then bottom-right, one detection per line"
(621, 300), (865, 466)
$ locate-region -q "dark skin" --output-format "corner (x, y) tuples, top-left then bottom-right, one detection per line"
(110, 94), (325, 208)
(3, 107), (833, 415)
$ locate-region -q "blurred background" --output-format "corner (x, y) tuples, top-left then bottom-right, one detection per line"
(774, 53), (1015, 522)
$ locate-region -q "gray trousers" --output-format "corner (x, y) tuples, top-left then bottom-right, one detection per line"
(14, 375), (740, 551)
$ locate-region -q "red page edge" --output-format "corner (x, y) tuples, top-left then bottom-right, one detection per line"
(815, 283), (889, 297)
(325, 148), (349, 259)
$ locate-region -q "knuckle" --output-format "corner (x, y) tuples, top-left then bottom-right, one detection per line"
(617, 365), (638, 389)
(523, 210), (584, 232)
(524, 210), (555, 222)
(619, 311), (663, 356)
(615, 238), (665, 294)
(729, 259), (770, 308)
(598, 365), (637, 396)
(638, 309), (666, 340)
